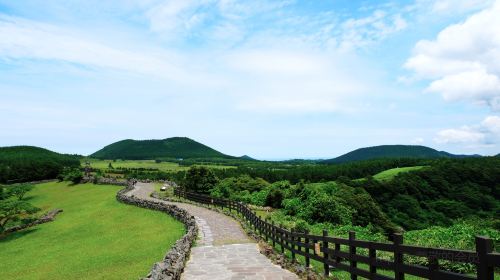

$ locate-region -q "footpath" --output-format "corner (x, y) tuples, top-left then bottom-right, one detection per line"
(127, 183), (298, 280)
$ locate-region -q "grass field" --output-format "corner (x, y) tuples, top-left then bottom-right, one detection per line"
(372, 166), (426, 181)
(0, 182), (185, 280)
(83, 158), (236, 172)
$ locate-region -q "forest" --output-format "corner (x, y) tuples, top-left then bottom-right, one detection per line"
(0, 146), (80, 184)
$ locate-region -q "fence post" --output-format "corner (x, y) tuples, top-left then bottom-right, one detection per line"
(280, 224), (285, 254)
(349, 231), (357, 280)
(291, 228), (296, 261)
(428, 256), (439, 280)
(265, 217), (269, 242)
(272, 221), (276, 247)
(476, 236), (494, 280)
(323, 230), (329, 276)
(305, 230), (310, 268)
(393, 233), (404, 280)
(369, 243), (377, 276)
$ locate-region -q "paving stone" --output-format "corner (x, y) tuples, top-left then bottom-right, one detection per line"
(130, 183), (299, 280)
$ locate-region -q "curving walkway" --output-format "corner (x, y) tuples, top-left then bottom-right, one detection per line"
(126, 183), (298, 280)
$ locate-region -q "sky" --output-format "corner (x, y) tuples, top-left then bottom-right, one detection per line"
(0, 0), (499, 159)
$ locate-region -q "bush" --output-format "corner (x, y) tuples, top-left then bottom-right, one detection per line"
(299, 192), (353, 225)
(184, 166), (218, 194)
(0, 184), (39, 232)
(404, 220), (500, 273)
(63, 169), (83, 184)
(293, 220), (310, 233)
(265, 187), (284, 208)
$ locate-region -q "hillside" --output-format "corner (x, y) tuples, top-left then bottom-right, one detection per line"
(0, 146), (80, 183)
(90, 137), (234, 160)
(323, 145), (475, 164)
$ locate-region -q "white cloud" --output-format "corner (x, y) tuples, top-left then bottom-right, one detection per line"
(428, 0), (494, 14)
(221, 49), (375, 114)
(426, 70), (500, 109)
(482, 115), (500, 134)
(0, 13), (380, 115)
(411, 137), (424, 144)
(145, 0), (213, 33)
(336, 10), (407, 51)
(0, 14), (188, 81)
(405, 0), (500, 111)
(434, 115), (500, 145)
(434, 127), (485, 144)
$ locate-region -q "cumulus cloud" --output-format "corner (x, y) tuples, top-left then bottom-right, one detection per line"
(405, 0), (500, 111)
(434, 115), (500, 145)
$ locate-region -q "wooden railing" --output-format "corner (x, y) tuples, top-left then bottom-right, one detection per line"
(174, 188), (499, 280)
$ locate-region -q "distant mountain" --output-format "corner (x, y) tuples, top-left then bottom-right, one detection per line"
(90, 137), (234, 160)
(0, 146), (81, 183)
(322, 145), (479, 164)
(239, 155), (256, 160)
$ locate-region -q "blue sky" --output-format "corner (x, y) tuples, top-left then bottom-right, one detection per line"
(1, 0), (499, 159)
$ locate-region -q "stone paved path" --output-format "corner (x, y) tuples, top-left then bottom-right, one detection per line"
(127, 183), (299, 280)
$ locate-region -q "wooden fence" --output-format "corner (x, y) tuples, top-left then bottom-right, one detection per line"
(174, 188), (499, 280)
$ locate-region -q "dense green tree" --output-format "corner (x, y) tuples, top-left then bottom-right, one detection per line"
(0, 184), (39, 233)
(0, 200), (39, 232)
(265, 187), (284, 208)
(8, 184), (34, 200)
(356, 157), (500, 230)
(299, 192), (353, 225)
(63, 169), (84, 184)
(184, 166), (218, 194)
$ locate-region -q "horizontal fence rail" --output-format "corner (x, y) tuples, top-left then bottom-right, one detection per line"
(174, 188), (499, 280)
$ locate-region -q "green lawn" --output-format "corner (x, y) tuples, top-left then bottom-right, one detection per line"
(83, 158), (236, 172)
(0, 182), (185, 280)
(373, 166), (427, 181)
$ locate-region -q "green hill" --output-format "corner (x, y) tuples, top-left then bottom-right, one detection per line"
(90, 137), (234, 160)
(323, 145), (476, 164)
(0, 146), (80, 183)
(372, 166), (427, 181)
(239, 155), (256, 160)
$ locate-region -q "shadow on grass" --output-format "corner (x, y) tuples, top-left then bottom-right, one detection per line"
(0, 228), (40, 243)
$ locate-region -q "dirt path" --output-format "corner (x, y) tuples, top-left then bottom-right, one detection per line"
(127, 183), (298, 280)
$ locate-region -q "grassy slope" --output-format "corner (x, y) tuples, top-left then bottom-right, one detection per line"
(84, 158), (236, 172)
(373, 166), (426, 181)
(0, 182), (184, 280)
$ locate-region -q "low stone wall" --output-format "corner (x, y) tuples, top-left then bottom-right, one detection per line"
(116, 182), (197, 280)
(82, 177), (128, 186)
(4, 209), (63, 234)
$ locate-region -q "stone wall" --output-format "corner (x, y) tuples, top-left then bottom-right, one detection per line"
(116, 182), (197, 280)
(82, 177), (128, 186)
(4, 209), (63, 234)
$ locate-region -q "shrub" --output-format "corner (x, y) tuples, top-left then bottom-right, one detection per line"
(299, 192), (353, 225)
(184, 166), (218, 194)
(63, 169), (83, 184)
(265, 187), (284, 208)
